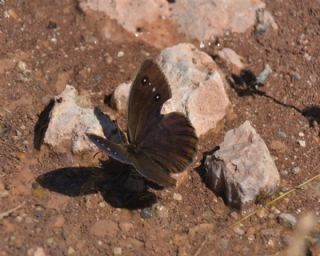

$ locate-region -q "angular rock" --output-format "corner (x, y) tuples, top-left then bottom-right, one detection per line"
(79, 0), (271, 47)
(278, 213), (297, 228)
(204, 121), (280, 208)
(255, 9), (278, 36)
(112, 43), (230, 137)
(218, 48), (245, 75)
(43, 85), (122, 153)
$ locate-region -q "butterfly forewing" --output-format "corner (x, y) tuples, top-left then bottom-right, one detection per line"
(127, 60), (171, 145)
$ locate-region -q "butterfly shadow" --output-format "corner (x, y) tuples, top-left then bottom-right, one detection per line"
(230, 70), (320, 132)
(36, 160), (158, 210)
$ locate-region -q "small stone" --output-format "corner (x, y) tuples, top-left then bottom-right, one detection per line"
(51, 215), (65, 228)
(33, 210), (45, 218)
(229, 211), (239, 219)
(233, 225), (245, 236)
(117, 51), (124, 57)
(34, 247), (46, 256)
(47, 21), (57, 30)
(119, 222), (133, 232)
(256, 64), (272, 84)
(298, 132), (304, 137)
(154, 204), (169, 218)
(297, 140), (306, 147)
(276, 131), (288, 139)
(140, 208), (154, 219)
(173, 193), (182, 201)
(113, 247), (122, 255)
(256, 208), (268, 218)
(291, 167), (301, 174)
(46, 237), (54, 246)
(291, 72), (301, 81)
(98, 202), (106, 208)
(67, 246), (75, 255)
(94, 74), (102, 81)
(278, 213), (297, 228)
(218, 48), (245, 74)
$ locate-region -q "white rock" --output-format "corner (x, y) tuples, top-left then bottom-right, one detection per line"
(204, 121), (280, 208)
(34, 247), (46, 256)
(44, 85), (122, 153)
(112, 43), (231, 137)
(297, 139), (306, 147)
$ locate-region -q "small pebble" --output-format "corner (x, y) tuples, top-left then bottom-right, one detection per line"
(117, 51), (124, 57)
(94, 74), (102, 81)
(276, 131), (288, 138)
(113, 247), (122, 255)
(98, 202), (106, 208)
(173, 193), (182, 201)
(298, 132), (304, 137)
(67, 246), (75, 255)
(291, 166), (300, 174)
(140, 208), (154, 219)
(46, 238), (54, 246)
(297, 139), (306, 147)
(278, 213), (297, 228)
(33, 210), (45, 218)
(229, 211), (239, 219)
(291, 72), (301, 81)
(47, 21), (57, 30)
(34, 247), (46, 256)
(154, 204), (169, 218)
(233, 225), (245, 236)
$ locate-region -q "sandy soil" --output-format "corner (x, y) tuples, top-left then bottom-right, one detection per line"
(0, 1), (319, 255)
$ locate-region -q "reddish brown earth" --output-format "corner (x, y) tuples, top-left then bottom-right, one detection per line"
(0, 1), (320, 255)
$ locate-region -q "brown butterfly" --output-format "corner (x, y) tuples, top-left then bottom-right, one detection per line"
(87, 60), (198, 187)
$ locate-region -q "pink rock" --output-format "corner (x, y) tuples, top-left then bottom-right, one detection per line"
(79, 0), (271, 47)
(43, 85), (121, 153)
(218, 48), (245, 75)
(113, 43), (230, 137)
(204, 121), (280, 208)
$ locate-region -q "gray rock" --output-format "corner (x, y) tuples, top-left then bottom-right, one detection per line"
(278, 213), (297, 228)
(112, 43), (230, 137)
(44, 85), (122, 153)
(204, 121), (280, 208)
(255, 9), (278, 36)
(140, 208), (154, 219)
(256, 64), (272, 84)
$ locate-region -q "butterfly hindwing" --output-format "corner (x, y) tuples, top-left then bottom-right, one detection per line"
(137, 112), (197, 173)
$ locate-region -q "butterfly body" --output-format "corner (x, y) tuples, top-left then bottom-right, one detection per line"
(87, 60), (198, 187)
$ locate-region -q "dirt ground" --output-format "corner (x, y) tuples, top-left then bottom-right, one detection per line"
(1, 0), (320, 255)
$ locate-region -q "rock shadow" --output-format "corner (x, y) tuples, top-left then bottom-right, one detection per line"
(37, 160), (157, 209)
(33, 99), (55, 150)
